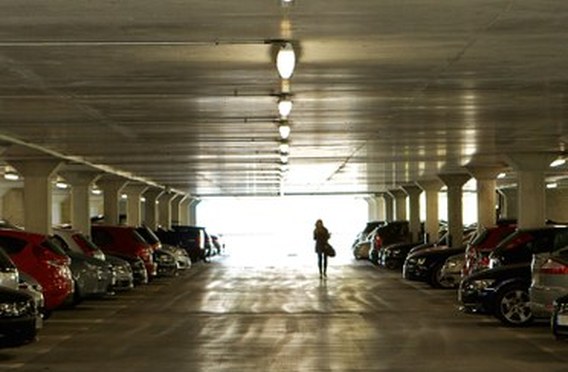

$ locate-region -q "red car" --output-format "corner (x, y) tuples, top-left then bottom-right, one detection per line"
(0, 229), (73, 312)
(462, 223), (517, 277)
(91, 225), (157, 279)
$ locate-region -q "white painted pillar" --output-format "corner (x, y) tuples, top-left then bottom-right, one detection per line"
(438, 173), (471, 248)
(498, 187), (518, 220)
(144, 188), (164, 230)
(401, 185), (422, 242)
(123, 184), (149, 227)
(189, 198), (201, 226)
(388, 188), (407, 221)
(60, 171), (100, 234)
(416, 179), (443, 244)
(466, 166), (504, 230)
(366, 196), (377, 220)
(158, 192), (178, 230)
(383, 193), (394, 222)
(8, 159), (62, 234)
(374, 194), (386, 221)
(171, 194), (188, 226)
(506, 153), (556, 229)
(178, 197), (191, 225)
(97, 177), (128, 225)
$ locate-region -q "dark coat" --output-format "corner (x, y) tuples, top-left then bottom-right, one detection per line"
(313, 226), (330, 254)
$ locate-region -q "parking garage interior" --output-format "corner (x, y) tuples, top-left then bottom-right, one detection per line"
(2, 0), (568, 370)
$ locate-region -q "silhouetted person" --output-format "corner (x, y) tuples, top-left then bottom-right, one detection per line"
(313, 219), (330, 278)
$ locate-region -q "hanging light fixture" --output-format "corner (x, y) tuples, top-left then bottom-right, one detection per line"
(280, 152), (289, 164)
(278, 120), (291, 139)
(3, 166), (19, 181)
(550, 157), (566, 168)
(279, 140), (290, 154)
(276, 42), (296, 79)
(278, 94), (293, 118)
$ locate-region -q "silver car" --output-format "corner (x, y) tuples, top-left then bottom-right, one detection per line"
(438, 253), (465, 289)
(0, 248), (19, 290)
(530, 248), (568, 319)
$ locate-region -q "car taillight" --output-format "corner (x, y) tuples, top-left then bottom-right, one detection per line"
(539, 258), (568, 275)
(479, 256), (490, 269)
(375, 236), (383, 249)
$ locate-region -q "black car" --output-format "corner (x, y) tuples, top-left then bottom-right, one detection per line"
(552, 294), (568, 340)
(402, 245), (465, 288)
(458, 262), (532, 326)
(156, 225), (207, 263)
(0, 286), (38, 348)
(379, 241), (428, 270)
(368, 221), (410, 265)
(488, 226), (568, 268)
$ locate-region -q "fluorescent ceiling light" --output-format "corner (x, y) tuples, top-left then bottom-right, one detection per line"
(278, 96), (293, 118)
(279, 141), (290, 154)
(550, 158), (566, 167)
(278, 121), (291, 139)
(276, 42), (296, 79)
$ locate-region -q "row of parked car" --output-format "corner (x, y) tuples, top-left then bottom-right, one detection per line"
(0, 221), (222, 348)
(352, 219), (568, 339)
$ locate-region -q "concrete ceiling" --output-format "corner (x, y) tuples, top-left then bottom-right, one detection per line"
(0, 0), (567, 197)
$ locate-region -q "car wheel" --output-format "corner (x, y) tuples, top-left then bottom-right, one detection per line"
(494, 284), (533, 326)
(428, 262), (456, 289)
(385, 259), (399, 271)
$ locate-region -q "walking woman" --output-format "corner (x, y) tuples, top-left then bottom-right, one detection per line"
(313, 219), (331, 278)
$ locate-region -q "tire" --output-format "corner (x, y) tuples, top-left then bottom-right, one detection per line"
(385, 259), (399, 271)
(428, 262), (457, 289)
(494, 284), (533, 326)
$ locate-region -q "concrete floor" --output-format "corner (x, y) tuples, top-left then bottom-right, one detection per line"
(1, 252), (568, 372)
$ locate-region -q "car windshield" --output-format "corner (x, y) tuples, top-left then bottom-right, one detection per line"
(469, 228), (489, 246)
(73, 234), (100, 252)
(136, 227), (159, 244)
(0, 248), (16, 268)
(44, 237), (69, 256)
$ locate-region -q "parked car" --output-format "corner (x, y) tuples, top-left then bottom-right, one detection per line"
(0, 229), (73, 313)
(462, 223), (517, 277)
(458, 262), (532, 326)
(52, 227), (133, 291)
(551, 293), (568, 339)
(353, 240), (372, 260)
(488, 226), (568, 269)
(369, 221), (411, 265)
(51, 243), (113, 304)
(18, 272), (45, 320)
(403, 243), (469, 289)
(136, 226), (191, 271)
(91, 225), (157, 280)
(0, 286), (38, 348)
(530, 249), (568, 320)
(439, 252), (465, 288)
(378, 241), (426, 270)
(0, 247), (19, 289)
(351, 221), (384, 258)
(157, 225), (207, 263)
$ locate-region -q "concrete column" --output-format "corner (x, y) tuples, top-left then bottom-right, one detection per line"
(144, 188), (164, 230)
(416, 179), (443, 244)
(52, 191), (70, 226)
(383, 193), (394, 222)
(189, 198), (201, 225)
(123, 184), (149, 227)
(374, 194), (386, 221)
(438, 173), (471, 248)
(498, 187), (518, 220)
(8, 159), (62, 234)
(466, 166), (504, 230)
(388, 188), (407, 221)
(401, 185), (422, 242)
(171, 194), (188, 226)
(506, 153), (557, 229)
(178, 197), (191, 225)
(366, 196), (378, 220)
(158, 192), (178, 229)
(60, 171), (100, 234)
(97, 177), (128, 225)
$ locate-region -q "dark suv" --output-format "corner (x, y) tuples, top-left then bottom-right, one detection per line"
(368, 221), (410, 265)
(156, 225), (207, 263)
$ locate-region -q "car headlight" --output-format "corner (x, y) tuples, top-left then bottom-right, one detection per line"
(0, 300), (34, 317)
(488, 258), (500, 269)
(388, 249), (401, 257)
(417, 257), (427, 266)
(465, 279), (495, 291)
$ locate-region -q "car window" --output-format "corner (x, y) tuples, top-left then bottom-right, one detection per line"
(131, 230), (148, 244)
(554, 230), (568, 252)
(51, 235), (71, 253)
(92, 229), (113, 246)
(72, 234), (100, 252)
(43, 237), (68, 256)
(530, 233), (554, 254)
(0, 236), (27, 254)
(0, 247), (16, 268)
(470, 228), (488, 246)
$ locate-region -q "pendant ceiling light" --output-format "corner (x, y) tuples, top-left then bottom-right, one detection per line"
(278, 121), (291, 139)
(278, 95), (293, 118)
(276, 42), (296, 80)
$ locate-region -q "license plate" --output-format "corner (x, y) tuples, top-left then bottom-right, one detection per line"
(556, 314), (568, 326)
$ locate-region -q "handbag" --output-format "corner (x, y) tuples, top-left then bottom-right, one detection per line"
(324, 243), (336, 257)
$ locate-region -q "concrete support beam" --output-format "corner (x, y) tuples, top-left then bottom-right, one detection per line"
(438, 173), (471, 248)
(123, 184), (149, 227)
(498, 187), (517, 220)
(416, 179), (443, 244)
(158, 192), (178, 230)
(8, 159), (62, 234)
(506, 153), (557, 229)
(388, 188), (407, 221)
(401, 185), (422, 242)
(189, 198), (201, 226)
(97, 177), (128, 225)
(171, 194), (188, 226)
(383, 193), (394, 222)
(466, 166), (504, 230)
(144, 188), (164, 230)
(178, 197), (191, 225)
(60, 171), (100, 234)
